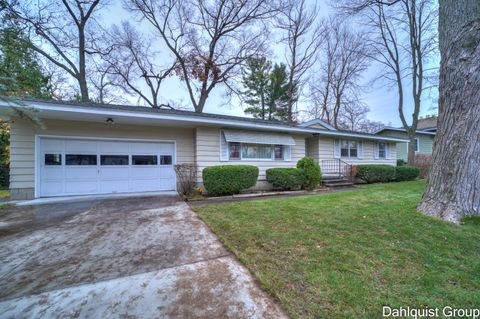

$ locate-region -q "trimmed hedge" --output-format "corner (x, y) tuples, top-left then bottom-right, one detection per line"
(395, 166), (420, 181)
(202, 165), (259, 196)
(356, 164), (396, 183)
(266, 168), (305, 190)
(297, 156), (321, 191)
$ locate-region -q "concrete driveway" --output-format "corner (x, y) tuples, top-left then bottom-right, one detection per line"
(0, 196), (286, 319)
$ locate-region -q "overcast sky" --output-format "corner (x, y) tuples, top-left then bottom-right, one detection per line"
(104, 0), (439, 127)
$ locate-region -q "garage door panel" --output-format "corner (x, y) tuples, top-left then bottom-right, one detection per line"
(65, 140), (97, 153)
(41, 182), (63, 195)
(130, 180), (161, 192)
(130, 142), (158, 153)
(65, 181), (98, 194)
(99, 168), (130, 180)
(64, 168), (97, 180)
(41, 168), (62, 181)
(40, 138), (176, 197)
(98, 141), (130, 153)
(41, 139), (63, 153)
(130, 167), (159, 179)
(100, 180), (129, 193)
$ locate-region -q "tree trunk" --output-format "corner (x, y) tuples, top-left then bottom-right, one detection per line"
(417, 0), (480, 223)
(407, 132), (416, 165)
(78, 27), (89, 102)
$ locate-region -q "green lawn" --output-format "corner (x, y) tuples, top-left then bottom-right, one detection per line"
(193, 181), (480, 318)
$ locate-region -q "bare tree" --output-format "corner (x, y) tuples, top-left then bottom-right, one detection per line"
(276, 0), (322, 122)
(356, 119), (386, 133)
(103, 22), (175, 108)
(417, 1), (480, 222)
(4, 0), (107, 102)
(308, 19), (370, 128)
(126, 0), (276, 113)
(338, 0), (438, 164)
(338, 103), (370, 131)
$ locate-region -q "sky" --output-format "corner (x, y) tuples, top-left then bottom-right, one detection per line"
(102, 0), (439, 127)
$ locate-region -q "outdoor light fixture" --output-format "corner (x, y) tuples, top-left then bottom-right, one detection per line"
(105, 118), (115, 125)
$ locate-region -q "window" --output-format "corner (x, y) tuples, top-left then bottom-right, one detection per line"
(414, 138), (419, 152)
(340, 140), (358, 158)
(378, 143), (386, 159)
(228, 142), (288, 161)
(229, 142), (241, 160)
(66, 154), (97, 165)
(45, 154), (61, 166)
(100, 155), (128, 165)
(274, 145), (283, 160)
(160, 155), (172, 165)
(132, 155), (157, 165)
(241, 143), (272, 160)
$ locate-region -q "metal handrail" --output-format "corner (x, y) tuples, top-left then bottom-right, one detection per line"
(320, 159), (353, 181)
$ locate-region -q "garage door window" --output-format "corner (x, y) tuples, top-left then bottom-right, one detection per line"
(160, 155), (172, 165)
(100, 155), (129, 165)
(132, 155), (157, 165)
(45, 154), (62, 165)
(66, 154), (97, 165)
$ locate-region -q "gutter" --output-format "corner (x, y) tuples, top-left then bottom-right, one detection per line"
(0, 101), (409, 143)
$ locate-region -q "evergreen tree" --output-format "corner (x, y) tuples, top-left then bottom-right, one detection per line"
(242, 56), (272, 120)
(268, 63), (291, 121)
(0, 19), (51, 98)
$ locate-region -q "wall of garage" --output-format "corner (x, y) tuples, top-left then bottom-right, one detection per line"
(9, 118), (195, 199)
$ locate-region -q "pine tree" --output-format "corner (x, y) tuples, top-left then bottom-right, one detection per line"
(268, 63), (293, 122)
(0, 19), (51, 98)
(242, 56), (272, 120)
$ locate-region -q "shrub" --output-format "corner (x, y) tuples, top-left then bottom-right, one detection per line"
(413, 154), (432, 179)
(397, 159), (406, 166)
(266, 168), (305, 190)
(202, 165), (258, 196)
(174, 163), (197, 196)
(356, 164), (396, 183)
(395, 166), (420, 181)
(297, 156), (321, 191)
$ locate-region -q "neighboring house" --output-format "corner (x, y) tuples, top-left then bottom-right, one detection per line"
(0, 99), (406, 200)
(376, 126), (436, 162)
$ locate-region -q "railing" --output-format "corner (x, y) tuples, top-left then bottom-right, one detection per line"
(320, 159), (353, 182)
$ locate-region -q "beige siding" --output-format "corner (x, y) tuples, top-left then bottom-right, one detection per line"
(314, 136), (397, 166)
(9, 118), (195, 192)
(10, 119), (35, 189)
(195, 127), (306, 186)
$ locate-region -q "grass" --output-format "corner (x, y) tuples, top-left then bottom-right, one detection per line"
(193, 181), (480, 318)
(0, 188), (9, 199)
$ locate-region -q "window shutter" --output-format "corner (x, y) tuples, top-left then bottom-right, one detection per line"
(358, 141), (364, 159)
(283, 145), (291, 161)
(333, 139), (340, 159)
(374, 143), (379, 160)
(385, 143), (391, 159)
(220, 130), (229, 161)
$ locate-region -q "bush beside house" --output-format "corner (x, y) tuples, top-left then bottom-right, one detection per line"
(395, 166), (420, 181)
(297, 157), (321, 191)
(202, 165), (259, 196)
(413, 154), (432, 179)
(266, 168), (305, 190)
(356, 165), (396, 183)
(355, 164), (420, 183)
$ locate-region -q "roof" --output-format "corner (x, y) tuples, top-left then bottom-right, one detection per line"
(298, 118), (337, 131)
(375, 127), (436, 136)
(417, 116), (437, 130)
(0, 97), (408, 143)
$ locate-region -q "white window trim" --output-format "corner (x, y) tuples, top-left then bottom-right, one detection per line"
(414, 138), (420, 152)
(228, 142), (288, 161)
(340, 140), (359, 159)
(377, 142), (386, 159)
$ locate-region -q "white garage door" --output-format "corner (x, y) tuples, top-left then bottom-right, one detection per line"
(39, 137), (176, 197)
